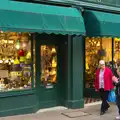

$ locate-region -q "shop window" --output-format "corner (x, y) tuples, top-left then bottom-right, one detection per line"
(40, 45), (57, 85)
(114, 38), (120, 66)
(0, 31), (32, 91)
(85, 37), (112, 88)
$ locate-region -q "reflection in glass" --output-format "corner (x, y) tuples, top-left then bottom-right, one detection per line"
(85, 37), (112, 88)
(40, 45), (57, 85)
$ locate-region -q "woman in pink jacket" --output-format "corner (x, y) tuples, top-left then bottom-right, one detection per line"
(94, 60), (114, 115)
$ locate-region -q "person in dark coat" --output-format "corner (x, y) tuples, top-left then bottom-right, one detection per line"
(112, 61), (120, 120)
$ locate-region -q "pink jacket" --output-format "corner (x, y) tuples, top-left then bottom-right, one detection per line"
(94, 67), (114, 91)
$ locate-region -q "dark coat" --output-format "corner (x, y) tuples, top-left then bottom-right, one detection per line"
(113, 68), (120, 95)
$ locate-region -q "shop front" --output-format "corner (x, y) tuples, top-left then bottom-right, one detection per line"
(0, 1), (86, 117)
(83, 10), (120, 98)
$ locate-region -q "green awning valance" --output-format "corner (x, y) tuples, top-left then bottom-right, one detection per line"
(0, 4), (85, 35)
(83, 10), (120, 37)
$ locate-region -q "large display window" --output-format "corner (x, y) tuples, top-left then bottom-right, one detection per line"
(114, 38), (120, 63)
(85, 37), (112, 88)
(0, 31), (32, 91)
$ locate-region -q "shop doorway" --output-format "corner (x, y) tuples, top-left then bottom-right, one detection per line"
(36, 34), (67, 109)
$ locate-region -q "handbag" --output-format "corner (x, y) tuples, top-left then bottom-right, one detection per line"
(108, 89), (116, 103)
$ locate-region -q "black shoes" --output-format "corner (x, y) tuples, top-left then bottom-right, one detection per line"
(105, 106), (110, 112)
(100, 106), (110, 115)
(100, 111), (105, 115)
(105, 108), (108, 112)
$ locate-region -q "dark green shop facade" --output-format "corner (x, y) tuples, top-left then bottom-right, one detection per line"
(0, 2), (86, 116)
(1, 0), (120, 117)
(83, 10), (120, 98)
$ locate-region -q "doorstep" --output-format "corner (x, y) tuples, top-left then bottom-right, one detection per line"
(36, 106), (68, 113)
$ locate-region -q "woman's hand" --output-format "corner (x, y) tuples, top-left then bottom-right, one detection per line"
(95, 89), (98, 92)
(117, 80), (120, 86)
(112, 76), (119, 83)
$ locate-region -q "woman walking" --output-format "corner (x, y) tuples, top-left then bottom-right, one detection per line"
(94, 60), (114, 115)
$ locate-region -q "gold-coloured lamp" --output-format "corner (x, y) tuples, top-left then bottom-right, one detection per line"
(86, 63), (89, 70)
(14, 57), (20, 64)
(51, 48), (56, 53)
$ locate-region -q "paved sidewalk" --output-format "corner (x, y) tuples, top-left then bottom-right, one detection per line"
(0, 103), (118, 120)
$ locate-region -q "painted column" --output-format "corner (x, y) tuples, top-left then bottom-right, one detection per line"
(66, 35), (84, 108)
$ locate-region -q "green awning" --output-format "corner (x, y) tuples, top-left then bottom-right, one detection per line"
(0, 4), (85, 35)
(83, 10), (120, 37)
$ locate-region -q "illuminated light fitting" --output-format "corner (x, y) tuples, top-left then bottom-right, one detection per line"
(16, 40), (20, 50)
(97, 43), (100, 46)
(4, 40), (7, 43)
(16, 44), (20, 50)
(22, 43), (26, 47)
(51, 48), (56, 53)
(11, 59), (14, 63)
(5, 59), (8, 63)
(8, 40), (14, 44)
(0, 60), (3, 63)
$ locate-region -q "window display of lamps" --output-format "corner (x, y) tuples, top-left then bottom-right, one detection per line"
(0, 31), (32, 91)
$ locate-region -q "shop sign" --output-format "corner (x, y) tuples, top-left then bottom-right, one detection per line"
(45, 83), (53, 89)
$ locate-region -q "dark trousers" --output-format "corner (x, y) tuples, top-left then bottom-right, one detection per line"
(117, 104), (120, 115)
(116, 96), (120, 114)
(99, 88), (110, 112)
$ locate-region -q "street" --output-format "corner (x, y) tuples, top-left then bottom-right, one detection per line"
(0, 103), (118, 120)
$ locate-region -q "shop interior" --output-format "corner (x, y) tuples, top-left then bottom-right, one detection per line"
(40, 45), (57, 85)
(0, 31), (32, 91)
(85, 37), (120, 88)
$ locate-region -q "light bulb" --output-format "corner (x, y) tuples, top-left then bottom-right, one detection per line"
(11, 60), (14, 63)
(23, 43), (26, 47)
(0, 60), (3, 63)
(8, 40), (13, 44)
(16, 44), (20, 49)
(5, 60), (8, 63)
(51, 48), (56, 53)
(4, 40), (7, 43)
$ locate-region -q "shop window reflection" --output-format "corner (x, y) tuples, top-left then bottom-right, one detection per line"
(85, 37), (112, 88)
(40, 45), (57, 85)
